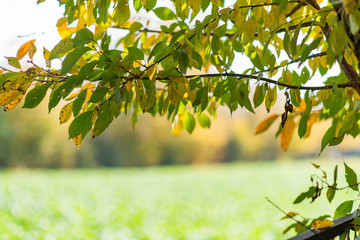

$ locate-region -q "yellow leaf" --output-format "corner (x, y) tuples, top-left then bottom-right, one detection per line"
(43, 47), (50, 61)
(86, 0), (96, 26)
(0, 90), (21, 106)
(188, 0), (201, 15)
(254, 114), (279, 135)
(56, 17), (74, 39)
(312, 219), (334, 230)
(304, 113), (319, 138)
(171, 117), (183, 136)
(169, 82), (179, 106)
(28, 42), (37, 60)
(72, 134), (83, 147)
(16, 39), (36, 60)
(78, 57), (87, 68)
(143, 35), (156, 50)
(4, 93), (24, 111)
(65, 92), (80, 101)
(146, 65), (157, 82)
(280, 60), (288, 67)
(319, 55), (327, 68)
(343, 0), (356, 14)
(280, 116), (295, 151)
(59, 101), (73, 124)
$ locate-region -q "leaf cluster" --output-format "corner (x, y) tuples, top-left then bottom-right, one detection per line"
(1, 0), (360, 149)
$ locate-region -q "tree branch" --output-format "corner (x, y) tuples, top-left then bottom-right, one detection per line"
(132, 73), (352, 91)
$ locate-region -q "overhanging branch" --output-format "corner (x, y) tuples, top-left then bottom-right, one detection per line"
(137, 73), (352, 91)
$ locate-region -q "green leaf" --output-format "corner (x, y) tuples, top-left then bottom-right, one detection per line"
(144, 0), (156, 11)
(178, 48), (189, 74)
(299, 37), (322, 62)
(334, 200), (353, 219)
(89, 87), (108, 103)
(49, 38), (74, 60)
(23, 83), (51, 109)
(93, 102), (114, 138)
(344, 162), (359, 191)
(127, 47), (144, 60)
(326, 187), (336, 203)
(6, 57), (21, 69)
(253, 84), (265, 108)
(214, 24), (227, 37)
(290, 23), (302, 57)
(200, 86), (208, 112)
(48, 84), (64, 112)
(334, 165), (338, 185)
(153, 7), (177, 20)
(298, 114), (308, 139)
(68, 111), (93, 138)
(77, 61), (98, 82)
(320, 125), (335, 154)
(293, 186), (316, 204)
(113, 0), (130, 25)
(61, 47), (91, 75)
(73, 28), (94, 48)
(98, 0), (110, 23)
(197, 113), (211, 128)
(183, 111), (196, 134)
(72, 90), (87, 117)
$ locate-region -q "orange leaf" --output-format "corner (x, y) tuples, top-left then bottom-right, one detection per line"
(254, 114), (279, 134)
(312, 219), (334, 230)
(280, 116), (295, 150)
(304, 113), (319, 138)
(72, 134), (82, 147)
(16, 40), (36, 60)
(294, 99), (306, 112)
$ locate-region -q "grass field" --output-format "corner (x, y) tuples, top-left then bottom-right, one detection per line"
(0, 160), (359, 240)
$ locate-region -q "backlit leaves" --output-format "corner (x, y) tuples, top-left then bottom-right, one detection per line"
(68, 111), (93, 139)
(280, 116), (295, 151)
(16, 39), (36, 60)
(59, 101), (73, 124)
(254, 114), (279, 135)
(6, 57), (21, 69)
(49, 38), (74, 60)
(0, 0), (358, 154)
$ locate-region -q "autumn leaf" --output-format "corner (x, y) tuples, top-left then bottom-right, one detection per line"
(59, 101), (73, 124)
(57, 17), (74, 39)
(312, 219), (334, 230)
(294, 99), (306, 112)
(254, 114), (279, 134)
(16, 40), (36, 60)
(72, 134), (82, 147)
(280, 116), (295, 151)
(172, 116), (184, 136)
(4, 93), (24, 111)
(28, 42), (37, 60)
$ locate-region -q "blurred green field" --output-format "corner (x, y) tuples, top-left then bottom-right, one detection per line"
(0, 160), (359, 240)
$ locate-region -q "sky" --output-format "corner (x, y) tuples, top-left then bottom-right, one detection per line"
(0, 0), (63, 69)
